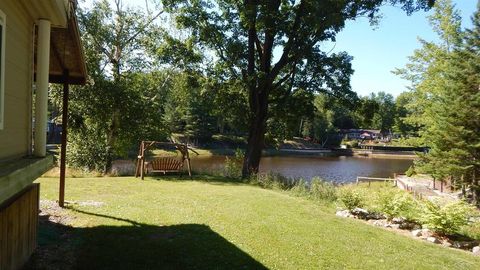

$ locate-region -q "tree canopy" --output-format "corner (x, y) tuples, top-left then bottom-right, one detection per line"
(162, 0), (434, 176)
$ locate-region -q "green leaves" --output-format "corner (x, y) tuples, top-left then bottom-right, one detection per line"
(396, 0), (480, 204)
(422, 199), (476, 235)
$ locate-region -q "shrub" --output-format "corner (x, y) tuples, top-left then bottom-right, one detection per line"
(223, 148), (244, 178)
(290, 179), (309, 196)
(421, 200), (476, 235)
(461, 220), (480, 241)
(252, 172), (296, 190)
(338, 188), (365, 211)
(310, 177), (337, 202)
(350, 140), (360, 148)
(340, 139), (359, 148)
(405, 166), (416, 177)
(378, 190), (420, 221)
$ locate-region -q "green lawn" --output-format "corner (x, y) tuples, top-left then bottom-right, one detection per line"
(32, 176), (480, 269)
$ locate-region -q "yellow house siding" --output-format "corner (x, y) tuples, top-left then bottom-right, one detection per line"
(0, 1), (34, 160)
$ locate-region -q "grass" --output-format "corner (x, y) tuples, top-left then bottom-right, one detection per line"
(32, 176), (480, 269)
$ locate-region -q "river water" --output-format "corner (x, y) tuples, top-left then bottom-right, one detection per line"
(191, 155), (413, 183)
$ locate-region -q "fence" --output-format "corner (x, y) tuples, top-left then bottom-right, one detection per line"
(356, 176), (397, 187)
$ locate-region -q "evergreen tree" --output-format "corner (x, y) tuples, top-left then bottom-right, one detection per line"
(397, 0), (480, 204)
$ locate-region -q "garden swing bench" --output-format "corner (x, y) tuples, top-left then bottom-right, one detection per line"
(134, 141), (197, 179)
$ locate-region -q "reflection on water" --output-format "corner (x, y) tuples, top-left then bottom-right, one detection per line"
(191, 155), (413, 183)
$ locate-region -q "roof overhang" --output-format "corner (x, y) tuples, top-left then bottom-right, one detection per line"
(47, 12), (87, 85)
(20, 0), (70, 27)
(32, 0), (87, 85)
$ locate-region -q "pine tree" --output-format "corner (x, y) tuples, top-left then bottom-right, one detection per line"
(397, 0), (480, 205)
(446, 1), (480, 203)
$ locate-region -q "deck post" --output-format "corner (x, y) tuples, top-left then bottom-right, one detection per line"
(140, 142), (145, 180)
(59, 69), (69, 208)
(135, 141), (142, 178)
(185, 144), (192, 178)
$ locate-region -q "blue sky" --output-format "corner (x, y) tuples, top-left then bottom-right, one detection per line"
(330, 1), (477, 97)
(82, 0), (477, 97)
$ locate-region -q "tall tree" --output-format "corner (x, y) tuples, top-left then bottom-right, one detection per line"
(396, 0), (480, 204)
(163, 0), (434, 177)
(371, 92), (396, 132)
(66, 0), (166, 172)
(393, 91), (418, 136)
(354, 94), (379, 128)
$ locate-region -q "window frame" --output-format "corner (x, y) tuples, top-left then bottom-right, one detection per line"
(0, 10), (5, 130)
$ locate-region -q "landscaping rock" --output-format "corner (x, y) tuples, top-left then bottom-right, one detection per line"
(452, 241), (478, 250)
(390, 224), (400, 230)
(336, 210), (352, 218)
(367, 219), (376, 224)
(373, 220), (387, 227)
(472, 246), (480, 255)
(399, 221), (420, 230)
(442, 241), (452, 248)
(420, 229), (432, 238)
(427, 237), (441, 244)
(384, 223), (400, 229)
(367, 212), (386, 220)
(411, 229), (422, 237)
(392, 217), (406, 224)
(351, 208), (370, 220)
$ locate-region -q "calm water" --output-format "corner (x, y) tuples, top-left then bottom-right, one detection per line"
(191, 155), (413, 183)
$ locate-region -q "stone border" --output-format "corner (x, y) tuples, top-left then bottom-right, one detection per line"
(336, 208), (480, 256)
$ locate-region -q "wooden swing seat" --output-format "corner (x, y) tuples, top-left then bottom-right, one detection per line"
(146, 157), (184, 174)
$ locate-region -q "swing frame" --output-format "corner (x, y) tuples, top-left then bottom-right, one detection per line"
(135, 141), (194, 179)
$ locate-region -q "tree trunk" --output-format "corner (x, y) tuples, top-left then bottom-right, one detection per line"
(472, 168), (479, 206)
(104, 109), (120, 173)
(242, 87), (269, 178)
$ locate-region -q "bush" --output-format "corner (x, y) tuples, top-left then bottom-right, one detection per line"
(252, 172), (296, 190)
(340, 139), (359, 149)
(378, 190), (420, 221)
(338, 188), (365, 211)
(67, 131), (110, 173)
(421, 200), (476, 235)
(350, 140), (360, 148)
(405, 166), (416, 177)
(310, 177), (337, 202)
(290, 179), (309, 196)
(461, 220), (480, 241)
(223, 148), (244, 178)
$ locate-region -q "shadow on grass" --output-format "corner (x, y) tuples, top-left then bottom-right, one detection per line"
(25, 209), (267, 270)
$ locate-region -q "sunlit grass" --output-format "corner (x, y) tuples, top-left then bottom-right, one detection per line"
(35, 176), (480, 269)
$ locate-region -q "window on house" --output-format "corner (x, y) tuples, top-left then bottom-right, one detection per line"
(0, 10), (5, 130)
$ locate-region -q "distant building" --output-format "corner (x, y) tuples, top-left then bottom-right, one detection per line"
(339, 129), (382, 140)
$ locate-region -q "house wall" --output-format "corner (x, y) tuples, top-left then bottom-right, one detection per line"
(0, 184), (39, 270)
(0, 1), (34, 160)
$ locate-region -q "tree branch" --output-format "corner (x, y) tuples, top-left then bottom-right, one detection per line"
(269, 0), (306, 81)
(123, 10), (164, 48)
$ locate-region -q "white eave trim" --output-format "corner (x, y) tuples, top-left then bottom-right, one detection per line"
(20, 0), (69, 27)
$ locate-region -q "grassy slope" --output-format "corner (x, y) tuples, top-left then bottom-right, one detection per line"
(36, 177), (480, 269)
